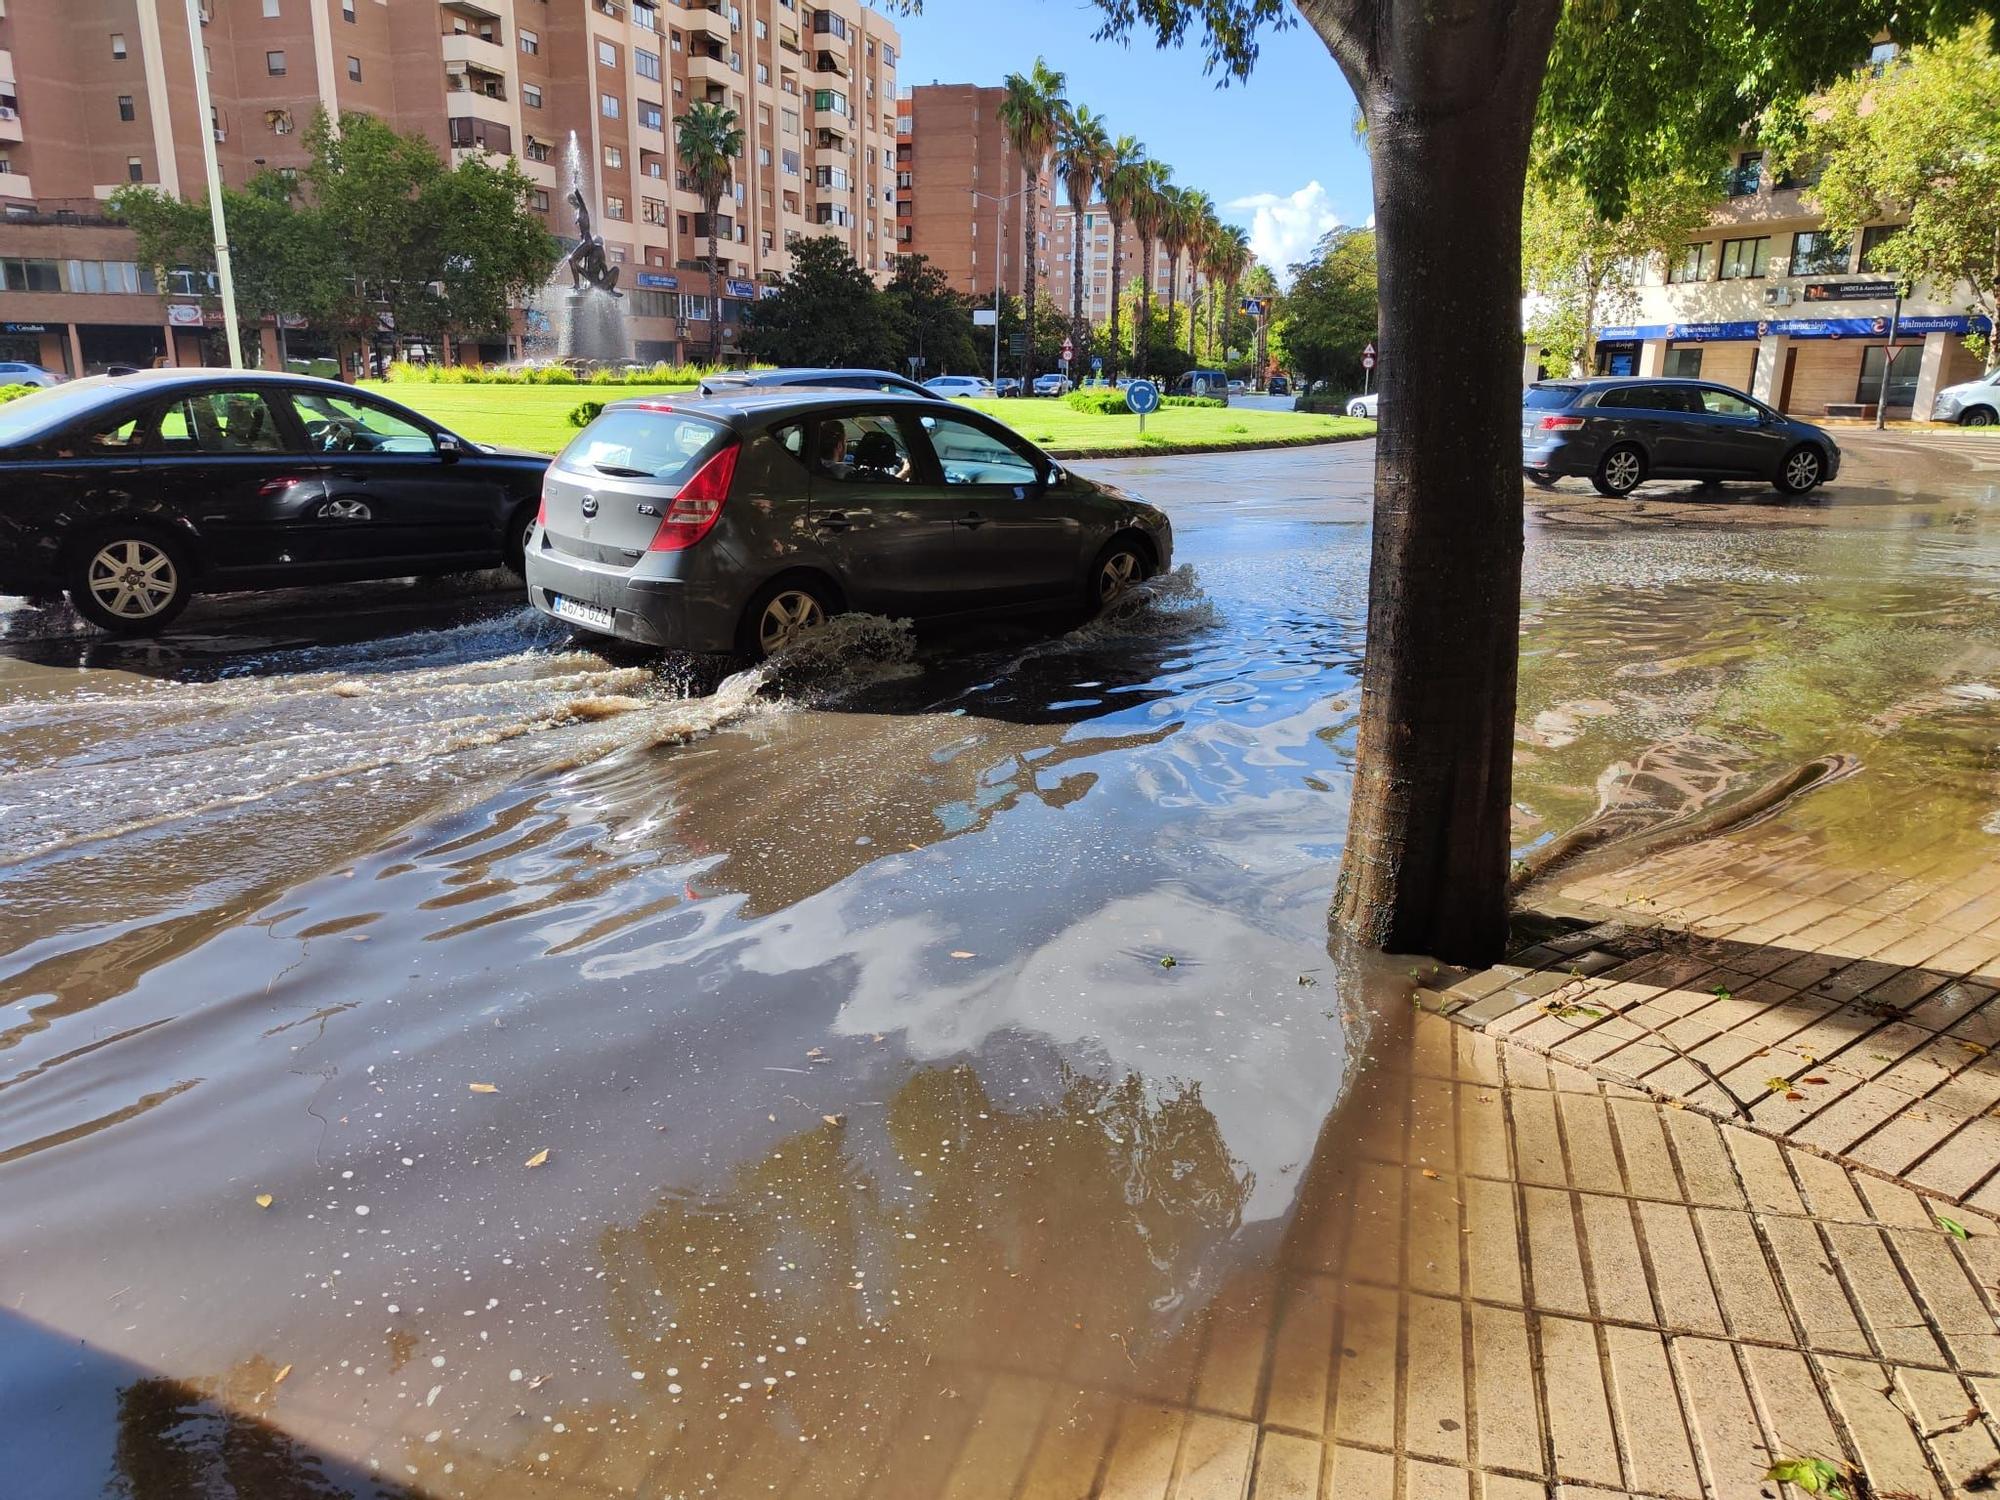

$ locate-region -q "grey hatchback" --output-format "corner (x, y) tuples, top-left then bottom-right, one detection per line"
(523, 391), (1174, 657)
(1522, 377), (1840, 497)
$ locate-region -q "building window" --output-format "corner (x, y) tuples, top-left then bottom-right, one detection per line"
(812, 89), (847, 116)
(604, 144), (623, 169)
(262, 0), (280, 15)
(605, 195), (626, 221)
(127, 156), (145, 182)
(1724, 150), (1763, 197)
(1666, 242), (1712, 284)
(643, 197), (667, 224)
(111, 33), (128, 58)
(526, 137), (552, 162)
(520, 29), (539, 54)
(1664, 347), (1704, 378)
(1718, 236), (1771, 279)
(524, 83), (543, 109)
(640, 101), (663, 131)
(347, 56), (362, 81)
(266, 51), (286, 75)
(1859, 223), (1903, 273)
(532, 189), (550, 212)
(598, 40), (617, 68)
(756, 18), (768, 37)
(1868, 39), (1900, 74)
(118, 95), (136, 121)
(601, 93), (621, 119)
(756, 62), (769, 84)
(343, 0), (356, 19)
(1789, 230), (1849, 276)
(635, 48), (660, 81)
(1857, 344), (1921, 406)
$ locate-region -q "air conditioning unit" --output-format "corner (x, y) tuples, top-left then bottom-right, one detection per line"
(0, 107), (17, 121)
(1765, 285), (1793, 306)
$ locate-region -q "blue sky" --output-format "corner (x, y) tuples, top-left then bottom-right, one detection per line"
(884, 0), (1373, 282)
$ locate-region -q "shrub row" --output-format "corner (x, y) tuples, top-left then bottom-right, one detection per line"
(0, 384), (36, 406)
(384, 359), (738, 388)
(1296, 393), (1366, 416)
(1060, 388), (1230, 416)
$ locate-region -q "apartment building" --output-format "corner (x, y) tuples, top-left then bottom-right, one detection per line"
(1574, 138), (1990, 420)
(0, 0), (901, 374)
(1050, 198), (1174, 328)
(893, 83), (1051, 305)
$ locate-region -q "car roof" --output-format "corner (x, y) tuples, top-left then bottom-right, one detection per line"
(36, 367), (369, 399)
(1547, 376), (1730, 388)
(712, 367), (914, 383)
(612, 388), (968, 421)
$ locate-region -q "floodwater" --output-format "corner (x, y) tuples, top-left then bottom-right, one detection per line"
(4, 432), (2000, 1497)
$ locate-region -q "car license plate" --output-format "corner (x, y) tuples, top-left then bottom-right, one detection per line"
(550, 593), (615, 632)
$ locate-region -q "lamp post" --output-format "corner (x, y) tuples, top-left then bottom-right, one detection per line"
(183, 0), (244, 369)
(973, 183), (1039, 392)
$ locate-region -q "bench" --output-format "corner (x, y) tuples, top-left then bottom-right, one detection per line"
(1822, 402), (1878, 420)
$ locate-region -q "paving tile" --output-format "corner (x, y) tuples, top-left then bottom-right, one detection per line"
(1818, 1356), (1945, 1500)
(1315, 1442), (1384, 1499)
(1823, 1223), (1948, 1368)
(1194, 1276), (1276, 1421)
(1887, 1227), (2000, 1376)
(1462, 1177), (1525, 1307)
(1342, 1163), (1406, 1287)
(1263, 1277), (1337, 1436)
(1907, 1114), (2000, 1202)
(1456, 1027), (1504, 1087)
(1671, 1337), (1773, 1500)
(1097, 1402), (1185, 1500)
(1405, 1458), (1472, 1500)
(1537, 1316), (1621, 1488)
(1016, 1389), (1120, 1500)
(1475, 1475), (1548, 1500)
(1330, 1286), (1399, 1451)
(1468, 1303), (1543, 1477)
(1693, 1208), (1795, 1345)
(1524, 1188), (1591, 1318)
(1415, 1014), (1458, 1081)
(1457, 1084), (1511, 1181)
(1555, 1092), (1623, 1196)
(1724, 1129), (1806, 1216)
(1634, 1201), (1726, 1336)
(1662, 1109), (1747, 1209)
(1737, 1345), (1848, 1489)
(1404, 1294), (1469, 1464)
(1576, 1191), (1653, 1327)
(1606, 1098), (1682, 1202)
(1173, 1414), (1258, 1500)
(1894, 1365), (1999, 1495)
(1510, 1092), (1568, 1188)
(1758, 1214), (1872, 1358)
(1786, 1148), (1870, 1222)
(1412, 1078), (1459, 1178)
(1601, 1323), (1701, 1497)
(940, 1375), (1056, 1500)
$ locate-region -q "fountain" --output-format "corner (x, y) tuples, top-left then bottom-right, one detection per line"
(527, 133), (633, 366)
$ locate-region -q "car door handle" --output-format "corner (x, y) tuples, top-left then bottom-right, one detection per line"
(815, 511), (853, 533)
(957, 512), (987, 530)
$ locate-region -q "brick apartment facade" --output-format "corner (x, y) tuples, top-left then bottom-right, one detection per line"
(0, 0), (901, 375)
(893, 83), (1052, 308)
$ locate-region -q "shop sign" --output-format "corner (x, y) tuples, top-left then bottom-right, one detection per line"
(166, 303), (206, 327)
(1596, 314), (1992, 343)
(636, 271), (679, 290)
(1, 322), (50, 335)
(1803, 279), (1898, 302)
(726, 279), (757, 299)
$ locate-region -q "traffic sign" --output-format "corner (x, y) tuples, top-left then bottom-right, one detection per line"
(1126, 379), (1161, 415)
(1091, 357), (1103, 374)
(1061, 338), (1075, 362)
(1363, 341), (1376, 355)
(1008, 333), (1027, 357)
(1362, 350), (1377, 370)
(1241, 297), (1267, 317)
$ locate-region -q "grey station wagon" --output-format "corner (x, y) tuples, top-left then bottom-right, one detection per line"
(1522, 377), (1841, 497)
(523, 390), (1174, 657)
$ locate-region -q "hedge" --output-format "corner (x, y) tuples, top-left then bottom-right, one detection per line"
(384, 359), (741, 388)
(0, 384), (35, 406)
(1296, 393), (1368, 417)
(1061, 388), (1230, 417)
(568, 399), (606, 428)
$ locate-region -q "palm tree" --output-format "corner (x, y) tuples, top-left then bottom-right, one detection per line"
(1210, 224), (1251, 366)
(1102, 135), (1146, 380)
(674, 101), (745, 364)
(1179, 190), (1216, 361)
(1129, 160), (1172, 375)
(997, 58), (1068, 390)
(1054, 105), (1112, 373)
(1158, 186), (1191, 367)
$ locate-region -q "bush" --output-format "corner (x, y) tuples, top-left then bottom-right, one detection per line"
(568, 399), (606, 428)
(1162, 395), (1227, 409)
(0, 383), (36, 406)
(1296, 393), (1364, 416)
(1065, 387), (1130, 415)
(383, 358), (747, 388)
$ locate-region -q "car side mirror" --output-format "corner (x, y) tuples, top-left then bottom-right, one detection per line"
(435, 432), (464, 462)
(1042, 463), (1064, 490)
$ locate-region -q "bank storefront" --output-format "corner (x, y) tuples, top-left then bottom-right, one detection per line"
(1592, 312), (1990, 420)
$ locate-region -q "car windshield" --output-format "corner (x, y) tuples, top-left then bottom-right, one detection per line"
(0, 382), (123, 448)
(558, 406), (730, 481)
(1524, 385), (1580, 409)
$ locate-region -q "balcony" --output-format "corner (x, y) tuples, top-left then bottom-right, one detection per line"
(811, 49), (849, 77)
(686, 51), (735, 89)
(444, 77), (513, 123)
(441, 30), (510, 75)
(814, 145), (850, 171)
(0, 170), (32, 203)
(0, 106), (21, 145)
(812, 107), (849, 133)
(685, 5), (729, 42)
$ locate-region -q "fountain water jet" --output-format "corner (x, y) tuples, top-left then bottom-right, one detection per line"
(526, 132), (633, 366)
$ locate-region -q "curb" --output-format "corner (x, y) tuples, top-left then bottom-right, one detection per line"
(1044, 431), (1376, 461)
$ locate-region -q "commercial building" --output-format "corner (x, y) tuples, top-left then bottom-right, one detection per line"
(1571, 114), (1990, 420)
(0, 0), (901, 374)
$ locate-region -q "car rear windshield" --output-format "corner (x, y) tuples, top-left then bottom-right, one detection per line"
(0, 383), (121, 448)
(1523, 384), (1581, 409)
(557, 406), (731, 482)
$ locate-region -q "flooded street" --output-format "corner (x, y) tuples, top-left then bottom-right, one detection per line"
(6, 432), (2000, 1497)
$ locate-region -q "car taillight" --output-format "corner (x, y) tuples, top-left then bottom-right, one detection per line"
(1538, 414), (1586, 431)
(536, 488), (548, 527)
(257, 476), (307, 498)
(648, 442), (740, 552)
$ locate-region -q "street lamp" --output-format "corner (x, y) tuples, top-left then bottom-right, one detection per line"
(183, 0), (244, 369)
(972, 182), (1040, 391)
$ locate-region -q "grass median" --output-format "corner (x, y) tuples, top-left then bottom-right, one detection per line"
(365, 382), (1373, 459)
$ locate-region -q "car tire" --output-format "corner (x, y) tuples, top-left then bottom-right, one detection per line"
(1592, 444), (1647, 497)
(1959, 406), (1997, 428)
(1087, 536), (1151, 610)
(503, 500), (537, 576)
(739, 574), (838, 661)
(67, 526), (196, 636)
(1775, 443), (1827, 495)
(1527, 472), (1558, 490)
(1347, 400), (1370, 418)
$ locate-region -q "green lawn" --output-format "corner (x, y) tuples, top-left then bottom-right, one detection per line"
(367, 381), (1370, 458)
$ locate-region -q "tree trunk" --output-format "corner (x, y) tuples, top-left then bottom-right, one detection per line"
(1021, 170), (1038, 389)
(708, 199), (723, 366)
(1108, 216), (1126, 379)
(1188, 270), (1199, 361)
(1136, 232), (1154, 374)
(1071, 205), (1087, 369)
(1326, 2), (1559, 966)
(1164, 252), (1178, 366)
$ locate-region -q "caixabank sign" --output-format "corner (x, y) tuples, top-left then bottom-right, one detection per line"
(1597, 315), (1993, 343)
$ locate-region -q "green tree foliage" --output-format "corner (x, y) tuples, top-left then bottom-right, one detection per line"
(1521, 167), (1717, 375)
(1272, 228), (1377, 391)
(997, 59), (1070, 383)
(674, 101), (746, 362)
(740, 236), (899, 369)
(882, 254), (980, 377)
(1799, 29), (2000, 364)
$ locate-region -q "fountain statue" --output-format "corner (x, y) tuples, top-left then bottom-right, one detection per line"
(525, 133), (633, 367)
(564, 187), (622, 297)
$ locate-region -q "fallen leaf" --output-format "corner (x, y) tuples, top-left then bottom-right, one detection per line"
(1159, 955), (1178, 968)
(1961, 1041), (1990, 1056)
(1763, 1455), (1846, 1495)
(524, 1148), (549, 1169)
(1764, 1077), (1792, 1092)
(469, 1082), (498, 1094)
(255, 1193), (274, 1209)
(1939, 1214), (1971, 1241)
(806, 1047), (825, 1059)
(1785, 1091), (1805, 1101)
(526, 1373), (550, 1391)
(1712, 986), (1734, 1002)
(1805, 1076), (1830, 1085)
(822, 1114), (845, 1127)
(273, 1364), (293, 1386)
(1421, 1168), (1441, 1180)
(949, 951), (976, 960)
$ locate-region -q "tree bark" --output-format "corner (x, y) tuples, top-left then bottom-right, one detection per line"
(1136, 231), (1154, 374)
(1164, 250), (1178, 366)
(1021, 169), (1039, 389)
(1109, 215), (1126, 378)
(1316, 0), (1561, 965)
(1071, 205), (1088, 368)
(707, 195), (723, 365)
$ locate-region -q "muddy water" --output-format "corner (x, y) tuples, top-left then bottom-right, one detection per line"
(5, 433), (2000, 1496)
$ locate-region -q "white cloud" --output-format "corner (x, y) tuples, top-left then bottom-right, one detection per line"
(1226, 181), (1345, 286)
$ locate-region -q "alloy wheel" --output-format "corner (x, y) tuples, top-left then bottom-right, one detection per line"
(86, 539), (180, 621)
(1784, 449), (1821, 491)
(1603, 449), (1643, 494)
(1097, 550), (1141, 603)
(1967, 409), (1996, 428)
(757, 589), (827, 655)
